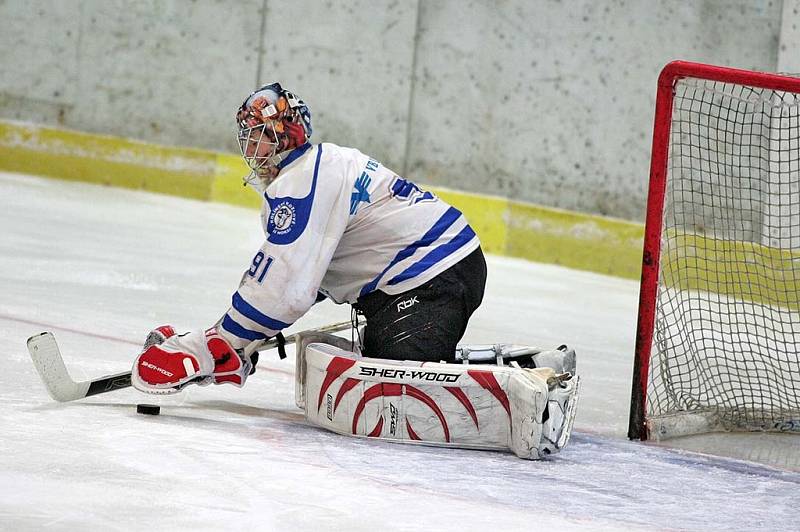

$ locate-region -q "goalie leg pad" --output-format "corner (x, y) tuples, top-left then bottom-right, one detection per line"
(300, 342), (579, 459)
(541, 373), (581, 453)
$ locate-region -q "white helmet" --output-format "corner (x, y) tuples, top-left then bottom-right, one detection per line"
(236, 82), (312, 185)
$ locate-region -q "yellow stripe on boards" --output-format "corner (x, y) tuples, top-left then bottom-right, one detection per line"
(506, 201), (644, 280)
(0, 119), (647, 280)
(0, 121), (216, 200)
(661, 231), (800, 311)
(210, 153), (262, 209)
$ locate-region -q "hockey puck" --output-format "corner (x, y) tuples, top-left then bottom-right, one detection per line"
(136, 404), (160, 415)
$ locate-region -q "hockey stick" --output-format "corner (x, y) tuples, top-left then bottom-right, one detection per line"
(27, 321), (352, 402)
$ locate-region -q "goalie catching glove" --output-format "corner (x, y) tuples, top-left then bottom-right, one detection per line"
(132, 326), (257, 394)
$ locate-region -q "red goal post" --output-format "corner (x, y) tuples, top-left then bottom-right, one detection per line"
(629, 61), (800, 441)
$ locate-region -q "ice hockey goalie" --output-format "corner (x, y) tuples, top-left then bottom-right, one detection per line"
(295, 333), (580, 459)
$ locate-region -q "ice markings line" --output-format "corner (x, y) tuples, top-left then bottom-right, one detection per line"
(0, 312), (295, 376)
(0, 313), (139, 345)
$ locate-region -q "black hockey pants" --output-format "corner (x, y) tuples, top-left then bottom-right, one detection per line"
(354, 246), (487, 362)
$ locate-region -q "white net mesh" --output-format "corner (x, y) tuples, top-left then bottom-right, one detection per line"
(647, 76), (800, 436)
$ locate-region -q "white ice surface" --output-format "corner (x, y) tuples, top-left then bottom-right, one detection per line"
(1, 172), (798, 531)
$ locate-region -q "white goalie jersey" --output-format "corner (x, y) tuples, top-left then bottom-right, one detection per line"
(219, 142), (479, 350)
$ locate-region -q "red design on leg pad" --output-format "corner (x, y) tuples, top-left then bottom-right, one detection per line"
(468, 369), (511, 420)
(317, 357), (358, 411)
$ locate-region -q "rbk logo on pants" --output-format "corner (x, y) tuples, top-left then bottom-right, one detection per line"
(397, 296), (419, 312)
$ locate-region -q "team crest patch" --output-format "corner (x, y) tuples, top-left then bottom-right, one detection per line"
(269, 201), (296, 235)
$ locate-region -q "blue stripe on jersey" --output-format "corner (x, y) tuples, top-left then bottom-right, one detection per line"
(277, 143), (311, 170)
(387, 225), (476, 286)
(359, 206), (463, 297)
(232, 292), (292, 330)
(221, 315), (269, 342)
(265, 144), (322, 246)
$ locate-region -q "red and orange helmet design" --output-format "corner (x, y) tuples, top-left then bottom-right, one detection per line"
(236, 83), (311, 138)
(236, 83), (312, 180)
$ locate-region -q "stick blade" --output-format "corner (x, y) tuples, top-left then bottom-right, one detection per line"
(27, 332), (89, 402)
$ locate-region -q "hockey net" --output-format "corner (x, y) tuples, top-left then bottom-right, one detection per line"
(629, 61), (800, 440)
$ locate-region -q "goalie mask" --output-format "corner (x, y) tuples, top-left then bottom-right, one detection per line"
(236, 82), (312, 186)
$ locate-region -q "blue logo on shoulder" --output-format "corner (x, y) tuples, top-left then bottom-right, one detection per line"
(350, 171), (372, 215)
(350, 159), (380, 216)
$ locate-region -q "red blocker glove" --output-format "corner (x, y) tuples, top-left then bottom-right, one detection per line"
(132, 326), (255, 395)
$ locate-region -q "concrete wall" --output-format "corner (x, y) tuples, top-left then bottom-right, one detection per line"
(411, 0), (782, 220)
(0, 1), (259, 153)
(779, 0), (800, 72)
(0, 0), (793, 221)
